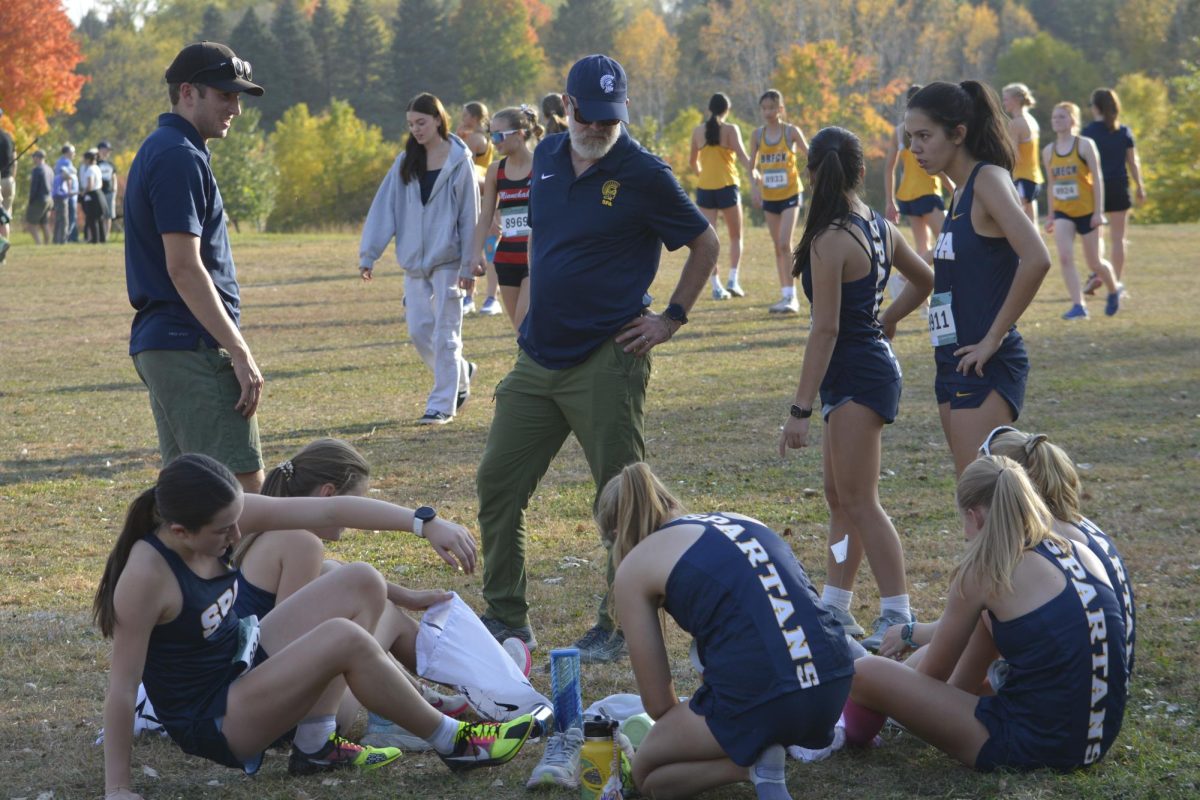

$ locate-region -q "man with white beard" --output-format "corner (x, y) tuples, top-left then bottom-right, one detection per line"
(476, 54), (719, 663)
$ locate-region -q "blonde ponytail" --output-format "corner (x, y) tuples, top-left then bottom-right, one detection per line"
(596, 462), (684, 573)
(987, 430), (1081, 522)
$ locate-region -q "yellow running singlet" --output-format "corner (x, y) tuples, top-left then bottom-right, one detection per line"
(1048, 137), (1093, 218)
(1013, 136), (1043, 184)
(896, 147), (941, 202)
(698, 143), (738, 190)
(756, 127), (801, 200)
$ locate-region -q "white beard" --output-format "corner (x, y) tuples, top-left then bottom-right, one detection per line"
(568, 118), (621, 160)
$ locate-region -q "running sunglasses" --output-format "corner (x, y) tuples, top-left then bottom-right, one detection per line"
(565, 95), (621, 127)
(188, 57), (253, 85)
(490, 129), (519, 144)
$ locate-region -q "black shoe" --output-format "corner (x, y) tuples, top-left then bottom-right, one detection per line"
(572, 625), (626, 663)
(480, 614), (538, 650)
(457, 361), (477, 410)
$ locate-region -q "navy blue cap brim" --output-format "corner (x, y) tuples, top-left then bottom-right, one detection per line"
(576, 98), (628, 124)
(205, 77), (264, 97)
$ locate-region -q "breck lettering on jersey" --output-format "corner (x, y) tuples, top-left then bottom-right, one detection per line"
(683, 514), (821, 688)
(1044, 540), (1111, 764)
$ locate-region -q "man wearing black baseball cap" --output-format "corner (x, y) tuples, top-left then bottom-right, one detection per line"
(119, 41), (268, 504)
(475, 54), (718, 663)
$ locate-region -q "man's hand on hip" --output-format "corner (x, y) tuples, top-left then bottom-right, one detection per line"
(617, 313), (677, 356)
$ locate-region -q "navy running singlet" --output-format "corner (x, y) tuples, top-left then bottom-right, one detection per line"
(1077, 517), (1136, 678)
(232, 575), (276, 622)
(141, 535), (247, 730)
(930, 162), (1023, 363)
(662, 513), (855, 718)
(800, 211), (902, 397)
(975, 540), (1127, 771)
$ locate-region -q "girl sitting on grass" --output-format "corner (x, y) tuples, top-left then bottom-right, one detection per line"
(97, 454), (535, 799)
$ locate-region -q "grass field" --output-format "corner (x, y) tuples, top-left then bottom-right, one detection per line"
(1, 222), (1198, 799)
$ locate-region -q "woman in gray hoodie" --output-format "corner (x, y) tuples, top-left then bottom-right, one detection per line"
(359, 93), (481, 424)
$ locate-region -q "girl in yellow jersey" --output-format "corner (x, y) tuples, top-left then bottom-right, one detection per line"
(886, 85), (948, 263)
(690, 93), (755, 299)
(458, 102), (501, 316)
(1042, 102), (1122, 320)
(749, 89), (808, 314)
(1002, 84), (1044, 223)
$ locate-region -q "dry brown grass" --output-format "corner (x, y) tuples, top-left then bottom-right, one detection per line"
(1, 222), (1198, 799)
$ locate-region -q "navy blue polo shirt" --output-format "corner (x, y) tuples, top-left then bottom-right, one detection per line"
(125, 113), (239, 355)
(520, 129), (708, 369)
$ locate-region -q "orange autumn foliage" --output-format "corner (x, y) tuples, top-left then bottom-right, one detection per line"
(0, 0), (87, 140)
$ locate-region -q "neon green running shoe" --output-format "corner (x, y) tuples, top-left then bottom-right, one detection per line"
(438, 714), (536, 772)
(288, 732), (402, 775)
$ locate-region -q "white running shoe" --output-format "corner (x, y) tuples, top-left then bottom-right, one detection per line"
(526, 727), (583, 789)
(462, 296), (476, 315)
(480, 296), (503, 315)
(768, 297), (800, 314)
(713, 285), (732, 300)
(726, 280), (745, 298)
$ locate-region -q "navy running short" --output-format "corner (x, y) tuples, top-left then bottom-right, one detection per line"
(896, 194), (945, 218)
(696, 185), (740, 210)
(494, 262), (529, 287)
(1054, 210), (1096, 236)
(700, 676), (852, 767)
(1013, 179), (1042, 202)
(762, 194), (801, 215)
(934, 347), (1028, 421)
(1103, 178), (1132, 213)
(820, 380), (901, 425)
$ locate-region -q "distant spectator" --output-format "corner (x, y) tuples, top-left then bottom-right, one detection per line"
(56, 144), (79, 242)
(98, 140), (119, 237)
(52, 163), (78, 244)
(0, 108), (14, 260)
(80, 148), (108, 244)
(25, 150), (53, 244)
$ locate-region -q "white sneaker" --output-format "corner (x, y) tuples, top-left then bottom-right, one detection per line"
(479, 296), (503, 315)
(526, 727), (583, 789)
(462, 296), (476, 315)
(769, 297), (800, 314)
(361, 715), (433, 751)
(713, 285), (731, 300)
(503, 636), (533, 677)
(726, 280), (745, 298)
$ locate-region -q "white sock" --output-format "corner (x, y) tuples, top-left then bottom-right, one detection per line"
(426, 714), (462, 754)
(821, 585), (853, 612)
(880, 594), (911, 620)
(712, 274), (724, 290)
(781, 286), (795, 300)
(750, 744), (791, 800)
(293, 715), (336, 753)
(728, 267), (739, 284)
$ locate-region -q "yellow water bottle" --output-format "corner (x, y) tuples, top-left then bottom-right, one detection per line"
(579, 718), (617, 800)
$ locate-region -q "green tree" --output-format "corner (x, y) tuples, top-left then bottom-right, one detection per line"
(309, 0), (339, 110)
(1143, 61), (1200, 222)
(198, 4), (228, 44)
(450, 0), (544, 103)
(210, 106), (276, 232)
(334, 0), (389, 129)
(229, 7), (283, 126)
(271, 0), (322, 112)
(543, 0), (617, 70)
(387, 0), (457, 136)
(994, 33), (1099, 132)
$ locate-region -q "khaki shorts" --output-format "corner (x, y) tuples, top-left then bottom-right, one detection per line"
(132, 345), (263, 474)
(1, 176), (14, 215)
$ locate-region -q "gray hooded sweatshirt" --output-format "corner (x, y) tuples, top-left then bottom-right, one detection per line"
(358, 133), (480, 279)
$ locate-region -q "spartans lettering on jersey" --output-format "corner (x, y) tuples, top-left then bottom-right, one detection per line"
(1043, 540), (1114, 765)
(200, 581), (238, 638)
(933, 231), (955, 261)
(684, 514), (821, 688)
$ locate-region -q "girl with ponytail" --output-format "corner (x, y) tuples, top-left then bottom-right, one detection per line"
(600, 462), (855, 800)
(780, 126), (933, 653)
(689, 92), (755, 299)
(906, 81), (1052, 475)
(844, 455), (1128, 772)
(97, 454), (531, 800)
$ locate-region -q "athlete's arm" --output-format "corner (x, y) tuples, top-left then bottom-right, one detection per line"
(238, 494), (478, 574)
(884, 128), (901, 223)
(879, 223), (933, 338)
(1008, 114), (1029, 144)
(1080, 138), (1105, 230)
(779, 229), (842, 455)
(748, 128), (763, 207)
(1127, 143), (1146, 202)
(954, 166), (1051, 377)
(163, 232), (263, 418)
(466, 161), (501, 278)
(790, 125), (809, 158)
(688, 126), (702, 175)
(103, 558), (168, 799)
(1041, 145), (1056, 233)
(727, 123), (755, 175)
(916, 574), (986, 682)
(614, 548), (677, 719)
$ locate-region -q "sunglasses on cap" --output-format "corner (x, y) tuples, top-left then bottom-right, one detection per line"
(188, 57), (253, 85)
(979, 425), (1047, 458)
(490, 129), (519, 144)
(565, 95), (620, 128)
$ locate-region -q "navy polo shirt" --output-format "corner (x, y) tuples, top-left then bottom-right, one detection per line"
(519, 129), (708, 369)
(125, 113), (239, 355)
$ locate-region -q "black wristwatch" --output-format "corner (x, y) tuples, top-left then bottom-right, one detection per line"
(664, 303), (688, 326)
(412, 505), (437, 538)
(789, 404), (813, 419)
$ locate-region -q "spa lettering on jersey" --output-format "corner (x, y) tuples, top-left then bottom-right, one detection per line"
(1043, 540), (1110, 765)
(200, 583), (238, 638)
(686, 514), (821, 688)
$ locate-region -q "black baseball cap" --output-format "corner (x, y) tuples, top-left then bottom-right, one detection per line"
(97, 140), (112, 150)
(164, 41), (264, 96)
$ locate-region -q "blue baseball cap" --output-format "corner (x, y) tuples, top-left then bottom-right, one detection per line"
(566, 54), (628, 123)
